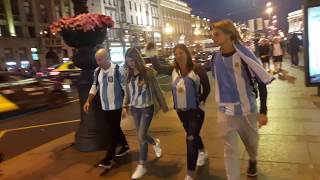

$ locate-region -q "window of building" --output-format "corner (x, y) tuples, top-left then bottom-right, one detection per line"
(28, 26), (35, 38)
(0, 0), (5, 20)
(64, 0), (71, 16)
(139, 4), (142, 12)
(24, 0), (33, 22)
(146, 16), (149, 26)
(146, 4), (149, 13)
(129, 1), (132, 10)
(4, 48), (14, 62)
(136, 16), (138, 25)
(0, 25), (10, 37)
(39, 3), (48, 23)
(131, 15), (133, 24)
(15, 26), (23, 38)
(18, 48), (28, 61)
(134, 3), (137, 11)
(141, 17), (143, 25)
(55, 0), (62, 19)
(11, 0), (20, 21)
(108, 0), (111, 5)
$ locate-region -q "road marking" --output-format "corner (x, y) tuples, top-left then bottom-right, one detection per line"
(159, 83), (170, 86)
(64, 99), (80, 104)
(157, 75), (169, 79)
(0, 119), (80, 139)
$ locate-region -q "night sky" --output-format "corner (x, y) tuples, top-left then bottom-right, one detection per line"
(185, 0), (304, 31)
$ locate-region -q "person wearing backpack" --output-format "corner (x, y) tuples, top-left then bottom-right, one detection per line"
(83, 48), (129, 169)
(151, 44), (210, 180)
(122, 48), (169, 179)
(211, 20), (274, 180)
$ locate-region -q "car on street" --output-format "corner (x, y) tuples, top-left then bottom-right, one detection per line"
(46, 61), (81, 87)
(0, 72), (69, 119)
(193, 51), (213, 71)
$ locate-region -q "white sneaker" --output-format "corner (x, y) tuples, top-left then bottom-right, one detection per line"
(196, 150), (208, 166)
(153, 138), (162, 158)
(131, 165), (147, 179)
(185, 175), (195, 180)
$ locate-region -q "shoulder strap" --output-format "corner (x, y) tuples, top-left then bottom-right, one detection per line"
(95, 67), (101, 88)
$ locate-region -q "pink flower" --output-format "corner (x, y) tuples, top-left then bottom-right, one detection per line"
(49, 13), (114, 34)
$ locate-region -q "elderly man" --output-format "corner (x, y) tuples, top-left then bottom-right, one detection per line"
(83, 48), (129, 169)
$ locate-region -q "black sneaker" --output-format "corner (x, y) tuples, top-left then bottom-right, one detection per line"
(116, 145), (130, 157)
(247, 160), (258, 177)
(98, 158), (113, 169)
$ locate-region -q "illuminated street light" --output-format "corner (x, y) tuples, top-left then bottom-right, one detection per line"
(165, 24), (173, 34)
(266, 2), (272, 7)
(272, 19), (277, 24)
(272, 15), (277, 19)
(194, 28), (201, 35)
(266, 7), (273, 15)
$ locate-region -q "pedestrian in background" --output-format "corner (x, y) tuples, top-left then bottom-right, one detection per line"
(212, 20), (273, 180)
(83, 48), (129, 169)
(151, 44), (210, 180)
(272, 36), (285, 72)
(289, 34), (301, 66)
(258, 38), (271, 71)
(122, 48), (169, 179)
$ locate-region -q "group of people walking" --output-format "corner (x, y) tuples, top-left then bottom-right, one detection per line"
(83, 20), (273, 180)
(257, 33), (301, 73)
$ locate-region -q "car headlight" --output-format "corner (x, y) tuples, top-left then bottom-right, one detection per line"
(62, 84), (71, 89)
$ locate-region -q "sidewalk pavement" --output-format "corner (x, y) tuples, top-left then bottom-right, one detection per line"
(1, 61), (320, 180)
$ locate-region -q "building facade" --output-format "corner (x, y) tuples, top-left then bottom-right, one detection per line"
(288, 9), (303, 34)
(87, 0), (162, 63)
(160, 0), (192, 49)
(0, 0), (73, 71)
(191, 15), (211, 44)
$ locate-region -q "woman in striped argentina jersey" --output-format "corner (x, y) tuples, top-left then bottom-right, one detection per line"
(151, 44), (211, 180)
(122, 48), (169, 179)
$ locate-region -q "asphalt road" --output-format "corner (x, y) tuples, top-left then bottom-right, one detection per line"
(0, 75), (171, 161)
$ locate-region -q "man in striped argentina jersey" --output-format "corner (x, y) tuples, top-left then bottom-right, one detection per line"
(212, 20), (273, 180)
(83, 49), (129, 169)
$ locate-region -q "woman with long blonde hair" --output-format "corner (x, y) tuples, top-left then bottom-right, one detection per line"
(122, 48), (168, 179)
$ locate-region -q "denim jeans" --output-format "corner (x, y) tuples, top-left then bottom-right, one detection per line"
(177, 108), (205, 171)
(131, 105), (155, 162)
(291, 53), (299, 66)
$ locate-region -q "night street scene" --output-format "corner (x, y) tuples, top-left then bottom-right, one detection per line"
(1, 0), (320, 180)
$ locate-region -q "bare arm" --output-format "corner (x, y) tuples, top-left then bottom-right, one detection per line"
(150, 57), (174, 75)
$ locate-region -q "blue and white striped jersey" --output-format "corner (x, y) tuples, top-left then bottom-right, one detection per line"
(214, 51), (257, 116)
(89, 63), (123, 111)
(128, 75), (153, 108)
(172, 69), (200, 110)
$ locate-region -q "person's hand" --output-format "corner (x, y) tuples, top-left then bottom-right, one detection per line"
(199, 101), (205, 111)
(258, 113), (268, 128)
(122, 107), (128, 118)
(163, 106), (169, 113)
(83, 101), (91, 113)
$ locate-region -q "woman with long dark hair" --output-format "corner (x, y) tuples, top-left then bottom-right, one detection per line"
(122, 48), (168, 179)
(151, 44), (210, 180)
(212, 20), (274, 180)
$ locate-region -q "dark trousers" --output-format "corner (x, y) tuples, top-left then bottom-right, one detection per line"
(104, 108), (128, 160)
(291, 53), (299, 66)
(177, 108), (205, 171)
